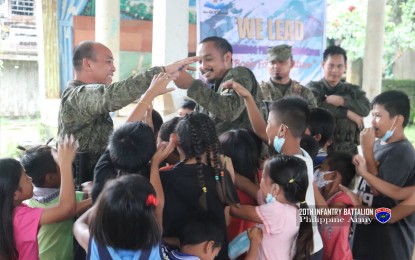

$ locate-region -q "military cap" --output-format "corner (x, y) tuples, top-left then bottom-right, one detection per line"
(267, 44), (292, 61)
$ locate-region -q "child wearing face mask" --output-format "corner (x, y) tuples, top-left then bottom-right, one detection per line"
(313, 152), (356, 260)
(223, 80), (324, 259)
(231, 155), (313, 260)
(353, 90), (415, 260)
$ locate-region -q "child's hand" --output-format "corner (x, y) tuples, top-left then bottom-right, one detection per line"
(222, 80), (252, 99)
(151, 135), (176, 166)
(52, 134), (79, 168)
(247, 227), (263, 244)
(352, 154), (367, 176)
(147, 73), (175, 99)
(339, 184), (362, 207)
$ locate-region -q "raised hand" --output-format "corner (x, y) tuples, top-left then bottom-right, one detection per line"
(151, 135), (176, 166)
(222, 80), (252, 99)
(146, 73), (175, 99)
(360, 127), (375, 152)
(352, 154), (368, 176)
(53, 134), (79, 169)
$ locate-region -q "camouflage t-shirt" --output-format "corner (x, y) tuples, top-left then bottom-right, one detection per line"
(307, 78), (370, 154)
(187, 66), (264, 134)
(57, 66), (163, 177)
(260, 79), (317, 108)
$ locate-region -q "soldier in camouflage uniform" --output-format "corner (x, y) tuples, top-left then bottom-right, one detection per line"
(57, 41), (195, 182)
(173, 36), (263, 134)
(260, 44), (317, 108)
(307, 46), (370, 154)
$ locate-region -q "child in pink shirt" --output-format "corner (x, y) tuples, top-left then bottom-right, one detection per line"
(0, 136), (77, 260)
(231, 155), (314, 260)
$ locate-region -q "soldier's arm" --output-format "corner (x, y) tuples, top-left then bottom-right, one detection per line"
(308, 82), (348, 118)
(74, 67), (164, 116)
(342, 86), (371, 117)
(187, 67), (256, 122)
(303, 87), (317, 108)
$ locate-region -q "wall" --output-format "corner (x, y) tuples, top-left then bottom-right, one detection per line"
(0, 59), (39, 117)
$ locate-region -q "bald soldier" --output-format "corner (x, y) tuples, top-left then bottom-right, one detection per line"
(260, 44), (317, 107)
(57, 41), (196, 183)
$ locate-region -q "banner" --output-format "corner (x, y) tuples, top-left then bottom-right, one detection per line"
(197, 0), (326, 85)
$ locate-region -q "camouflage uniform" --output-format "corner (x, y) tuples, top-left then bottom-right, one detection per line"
(57, 66), (163, 179)
(307, 79), (370, 154)
(187, 66), (263, 134)
(260, 79), (317, 107)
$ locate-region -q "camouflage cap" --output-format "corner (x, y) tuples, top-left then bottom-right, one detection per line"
(267, 44), (292, 62)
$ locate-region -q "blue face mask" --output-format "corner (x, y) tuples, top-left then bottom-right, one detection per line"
(273, 125), (287, 153)
(380, 117), (397, 143)
(265, 193), (276, 204)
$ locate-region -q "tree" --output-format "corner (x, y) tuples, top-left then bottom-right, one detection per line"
(327, 0), (415, 77)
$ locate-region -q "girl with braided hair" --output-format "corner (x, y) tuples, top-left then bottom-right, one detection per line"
(160, 112), (239, 260)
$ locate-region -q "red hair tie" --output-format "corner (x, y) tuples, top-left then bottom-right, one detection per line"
(146, 194), (158, 207)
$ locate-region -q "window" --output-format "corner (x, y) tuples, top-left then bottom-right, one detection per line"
(11, 0), (34, 16)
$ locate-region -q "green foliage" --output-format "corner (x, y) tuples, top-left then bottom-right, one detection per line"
(382, 79), (415, 124)
(327, 0), (415, 76)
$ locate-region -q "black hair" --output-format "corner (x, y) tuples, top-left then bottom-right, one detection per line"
(180, 100), (196, 111)
(264, 156), (313, 260)
(159, 117), (181, 142)
(300, 135), (319, 161)
(179, 219), (223, 248)
(175, 112), (239, 210)
(20, 145), (57, 187)
(72, 41), (96, 71)
(219, 129), (259, 183)
(323, 45), (347, 63)
(200, 36), (233, 56)
(109, 122), (156, 175)
(90, 174), (161, 250)
(371, 90), (410, 127)
(0, 159), (23, 260)
(308, 108), (336, 147)
(326, 152), (356, 187)
(151, 109), (163, 137)
(269, 97), (310, 138)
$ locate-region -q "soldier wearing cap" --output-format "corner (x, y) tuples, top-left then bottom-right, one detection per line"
(260, 44), (317, 108)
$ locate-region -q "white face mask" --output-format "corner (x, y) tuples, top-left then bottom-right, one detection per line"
(314, 169), (335, 188)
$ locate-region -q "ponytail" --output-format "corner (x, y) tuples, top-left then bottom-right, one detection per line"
(293, 202), (313, 260)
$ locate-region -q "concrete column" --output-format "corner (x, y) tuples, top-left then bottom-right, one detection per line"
(152, 0), (189, 117)
(362, 0), (386, 100)
(95, 0), (120, 82)
(36, 0), (61, 132)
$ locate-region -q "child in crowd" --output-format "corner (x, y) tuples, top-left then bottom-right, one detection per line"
(300, 134), (320, 162)
(157, 117), (181, 170)
(219, 129), (260, 242)
(160, 112), (239, 260)
(163, 220), (223, 260)
(313, 152), (355, 260)
(19, 143), (92, 260)
(223, 80), (324, 259)
(230, 155), (313, 260)
(305, 108), (336, 168)
(353, 90), (415, 260)
(0, 136), (78, 260)
(178, 99), (196, 117)
(74, 137), (175, 259)
(91, 72), (175, 201)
